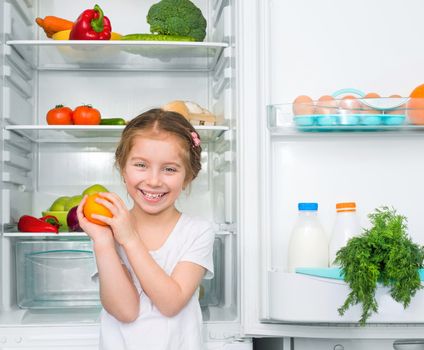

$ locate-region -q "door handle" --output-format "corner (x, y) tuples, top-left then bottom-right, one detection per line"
(393, 339), (424, 350)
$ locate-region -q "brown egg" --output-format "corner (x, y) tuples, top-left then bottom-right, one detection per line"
(339, 95), (361, 114)
(362, 92), (381, 114)
(315, 95), (337, 115)
(387, 94), (406, 115)
(364, 92), (380, 98)
(292, 95), (314, 115)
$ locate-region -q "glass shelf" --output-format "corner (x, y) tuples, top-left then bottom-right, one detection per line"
(2, 223), (87, 237)
(4, 231), (87, 238)
(7, 40), (228, 71)
(4, 125), (229, 143)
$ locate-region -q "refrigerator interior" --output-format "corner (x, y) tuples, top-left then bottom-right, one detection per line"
(0, 0), (238, 335)
(259, 0), (424, 332)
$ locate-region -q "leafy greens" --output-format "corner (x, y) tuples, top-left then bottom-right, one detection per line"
(335, 206), (424, 325)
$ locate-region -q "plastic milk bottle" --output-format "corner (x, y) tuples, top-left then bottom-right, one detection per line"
(329, 202), (360, 267)
(287, 202), (328, 272)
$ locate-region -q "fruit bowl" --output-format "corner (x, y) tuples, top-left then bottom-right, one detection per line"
(42, 210), (68, 231)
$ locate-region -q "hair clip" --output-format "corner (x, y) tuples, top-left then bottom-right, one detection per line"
(191, 131), (201, 147)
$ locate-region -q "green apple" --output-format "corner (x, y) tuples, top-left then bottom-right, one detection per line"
(49, 196), (70, 211)
(64, 195), (84, 211)
(82, 184), (109, 196)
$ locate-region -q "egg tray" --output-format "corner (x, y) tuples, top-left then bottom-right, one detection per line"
(294, 113), (405, 128)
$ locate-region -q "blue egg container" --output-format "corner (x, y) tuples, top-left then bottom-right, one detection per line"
(293, 115), (316, 126)
(337, 114), (360, 126)
(316, 114), (339, 126)
(294, 113), (406, 129)
(382, 114), (406, 125)
(359, 114), (384, 126)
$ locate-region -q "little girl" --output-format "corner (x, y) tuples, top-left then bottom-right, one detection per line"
(76, 108), (215, 350)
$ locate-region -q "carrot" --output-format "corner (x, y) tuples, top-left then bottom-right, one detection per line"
(35, 16), (73, 38)
(35, 18), (53, 38)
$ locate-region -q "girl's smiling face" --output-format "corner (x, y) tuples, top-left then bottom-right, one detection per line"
(123, 133), (187, 216)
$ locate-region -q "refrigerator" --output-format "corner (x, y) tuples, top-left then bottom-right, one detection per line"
(1, 0), (424, 349)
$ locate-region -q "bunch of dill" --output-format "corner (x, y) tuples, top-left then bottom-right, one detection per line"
(335, 206), (424, 325)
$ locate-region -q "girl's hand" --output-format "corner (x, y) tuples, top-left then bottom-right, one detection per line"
(77, 195), (114, 246)
(90, 192), (139, 247)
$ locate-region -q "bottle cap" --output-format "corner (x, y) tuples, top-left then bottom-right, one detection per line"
(336, 202), (356, 212)
(298, 202), (318, 211)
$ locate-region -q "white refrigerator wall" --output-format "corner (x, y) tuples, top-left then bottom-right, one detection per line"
(267, 0), (424, 100)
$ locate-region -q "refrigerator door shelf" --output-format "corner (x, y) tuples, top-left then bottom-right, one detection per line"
(266, 104), (424, 134)
(268, 270), (424, 323)
(295, 267), (424, 281)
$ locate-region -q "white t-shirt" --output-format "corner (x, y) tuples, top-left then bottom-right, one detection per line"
(97, 214), (215, 350)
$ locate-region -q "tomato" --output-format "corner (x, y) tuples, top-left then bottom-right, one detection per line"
(46, 105), (73, 125)
(73, 105), (101, 125)
(83, 193), (112, 226)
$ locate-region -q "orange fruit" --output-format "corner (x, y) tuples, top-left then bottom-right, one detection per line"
(410, 84), (424, 98)
(407, 84), (424, 125)
(83, 193), (113, 226)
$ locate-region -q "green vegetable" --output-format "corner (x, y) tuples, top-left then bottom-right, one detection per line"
(121, 33), (195, 41)
(147, 0), (207, 42)
(335, 206), (424, 325)
(100, 118), (126, 125)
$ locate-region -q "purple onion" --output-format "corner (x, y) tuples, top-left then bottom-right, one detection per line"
(67, 206), (83, 232)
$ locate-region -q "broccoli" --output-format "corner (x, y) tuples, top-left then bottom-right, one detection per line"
(147, 0), (207, 42)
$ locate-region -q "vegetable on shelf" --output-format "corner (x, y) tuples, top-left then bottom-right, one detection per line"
(121, 33), (195, 42)
(72, 105), (101, 125)
(46, 104), (73, 125)
(35, 16), (74, 38)
(335, 206), (424, 325)
(110, 32), (123, 40)
(52, 30), (122, 40)
(18, 215), (60, 234)
(100, 118), (126, 125)
(147, 0), (207, 42)
(52, 30), (72, 40)
(67, 206), (83, 232)
(70, 4), (112, 40)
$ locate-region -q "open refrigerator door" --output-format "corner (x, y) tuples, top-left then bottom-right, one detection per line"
(239, 0), (424, 346)
(0, 0), (252, 348)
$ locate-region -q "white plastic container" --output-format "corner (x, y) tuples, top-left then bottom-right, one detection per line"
(287, 202), (328, 272)
(329, 202), (361, 267)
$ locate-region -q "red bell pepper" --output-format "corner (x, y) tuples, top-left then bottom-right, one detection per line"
(39, 215), (61, 228)
(69, 4), (111, 40)
(18, 215), (60, 233)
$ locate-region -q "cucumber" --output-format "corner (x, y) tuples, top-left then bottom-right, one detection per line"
(121, 33), (196, 42)
(100, 118), (126, 125)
